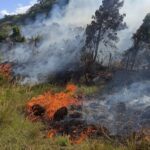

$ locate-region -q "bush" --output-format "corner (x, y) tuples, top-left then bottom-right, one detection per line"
(0, 24), (12, 42)
(11, 25), (26, 42)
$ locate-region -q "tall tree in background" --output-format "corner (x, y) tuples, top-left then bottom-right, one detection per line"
(124, 13), (150, 70)
(82, 0), (126, 67)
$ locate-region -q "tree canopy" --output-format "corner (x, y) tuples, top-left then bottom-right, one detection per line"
(82, 0), (127, 65)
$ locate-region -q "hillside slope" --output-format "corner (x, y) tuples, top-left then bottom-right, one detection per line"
(0, 0), (69, 25)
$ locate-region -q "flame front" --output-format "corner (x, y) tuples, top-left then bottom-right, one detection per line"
(26, 84), (110, 144)
(27, 84), (79, 121)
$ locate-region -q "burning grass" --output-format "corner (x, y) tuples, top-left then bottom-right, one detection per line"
(26, 84), (111, 144)
(0, 82), (149, 149)
(26, 84), (80, 121)
(26, 84), (150, 146)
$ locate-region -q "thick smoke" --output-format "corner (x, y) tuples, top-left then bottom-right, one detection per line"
(83, 80), (150, 135)
(1, 0), (150, 84)
(2, 0), (100, 84)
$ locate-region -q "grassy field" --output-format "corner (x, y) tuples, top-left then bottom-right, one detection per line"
(0, 79), (149, 150)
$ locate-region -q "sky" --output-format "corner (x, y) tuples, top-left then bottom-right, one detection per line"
(0, 0), (36, 18)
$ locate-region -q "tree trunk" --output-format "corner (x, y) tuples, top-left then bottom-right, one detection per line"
(125, 54), (130, 70)
(130, 46), (139, 70)
(108, 53), (112, 70)
(93, 30), (101, 63)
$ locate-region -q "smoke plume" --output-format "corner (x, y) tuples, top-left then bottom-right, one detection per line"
(1, 0), (100, 84)
(1, 0), (150, 83)
(83, 80), (150, 135)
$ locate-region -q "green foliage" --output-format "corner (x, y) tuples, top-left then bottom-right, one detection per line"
(12, 25), (21, 37)
(0, 24), (12, 42)
(11, 25), (26, 42)
(55, 136), (70, 146)
(29, 35), (42, 47)
(0, 0), (58, 25)
(78, 85), (99, 96)
(0, 24), (25, 43)
(0, 75), (8, 86)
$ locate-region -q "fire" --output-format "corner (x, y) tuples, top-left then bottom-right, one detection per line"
(0, 63), (12, 79)
(47, 129), (58, 138)
(66, 84), (77, 93)
(27, 84), (80, 121)
(26, 84), (109, 144)
(46, 124), (109, 144)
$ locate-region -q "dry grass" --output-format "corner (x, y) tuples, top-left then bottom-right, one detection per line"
(0, 80), (149, 150)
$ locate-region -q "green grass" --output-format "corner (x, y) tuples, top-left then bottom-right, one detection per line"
(0, 81), (149, 150)
(78, 84), (103, 96)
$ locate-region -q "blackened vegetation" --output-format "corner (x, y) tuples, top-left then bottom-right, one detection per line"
(81, 0), (126, 83)
(32, 104), (45, 116)
(29, 102), (111, 143)
(50, 120), (110, 143)
(53, 107), (68, 121)
(48, 66), (113, 85)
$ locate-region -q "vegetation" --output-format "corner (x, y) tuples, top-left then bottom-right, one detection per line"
(0, 24), (25, 43)
(81, 0), (126, 83)
(0, 0), (63, 25)
(0, 23), (12, 42)
(0, 0), (149, 149)
(11, 25), (26, 42)
(29, 35), (42, 48)
(124, 13), (150, 70)
(0, 80), (149, 150)
(82, 0), (126, 66)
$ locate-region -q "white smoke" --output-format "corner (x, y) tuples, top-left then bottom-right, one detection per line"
(1, 0), (101, 84)
(83, 80), (150, 135)
(118, 0), (150, 50)
(1, 0), (150, 83)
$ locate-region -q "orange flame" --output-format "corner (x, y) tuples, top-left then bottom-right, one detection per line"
(47, 124), (107, 144)
(26, 84), (109, 144)
(47, 129), (58, 138)
(70, 126), (100, 144)
(27, 84), (79, 121)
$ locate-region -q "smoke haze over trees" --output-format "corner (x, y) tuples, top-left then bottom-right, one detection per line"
(0, 0), (150, 84)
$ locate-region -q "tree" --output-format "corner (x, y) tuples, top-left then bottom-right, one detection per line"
(0, 24), (12, 42)
(82, 0), (126, 66)
(29, 35), (42, 48)
(37, 0), (45, 5)
(124, 13), (150, 70)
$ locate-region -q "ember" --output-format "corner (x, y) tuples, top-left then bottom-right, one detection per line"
(0, 63), (12, 79)
(26, 84), (110, 144)
(47, 121), (109, 144)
